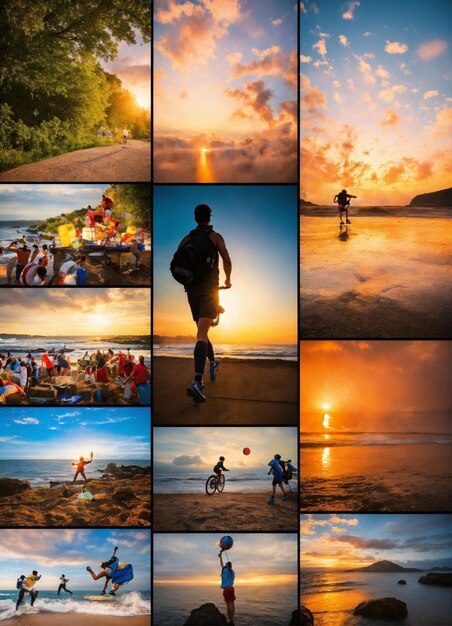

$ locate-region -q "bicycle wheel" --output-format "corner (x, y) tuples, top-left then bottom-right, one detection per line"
(217, 473), (225, 492)
(205, 475), (217, 495)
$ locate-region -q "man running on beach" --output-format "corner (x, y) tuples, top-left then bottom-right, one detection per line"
(16, 571), (41, 611)
(57, 574), (73, 596)
(176, 204), (232, 403)
(219, 550), (236, 626)
(333, 189), (357, 225)
(267, 454), (288, 505)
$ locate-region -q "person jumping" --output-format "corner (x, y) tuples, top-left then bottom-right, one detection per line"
(72, 452), (94, 483)
(333, 189), (357, 225)
(57, 574), (73, 596)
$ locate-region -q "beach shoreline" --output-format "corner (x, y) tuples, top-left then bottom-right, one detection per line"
(1, 615), (150, 626)
(153, 492), (298, 531)
(153, 356), (298, 425)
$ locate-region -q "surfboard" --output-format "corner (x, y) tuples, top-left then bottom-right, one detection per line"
(84, 595), (117, 601)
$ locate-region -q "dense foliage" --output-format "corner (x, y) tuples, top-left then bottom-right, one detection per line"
(0, 0), (151, 171)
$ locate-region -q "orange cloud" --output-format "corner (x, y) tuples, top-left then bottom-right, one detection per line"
(342, 1), (360, 20)
(300, 74), (327, 116)
(385, 41), (408, 54)
(423, 89), (439, 100)
(417, 39), (448, 60)
(338, 34), (349, 47)
(300, 55), (312, 63)
(378, 83), (407, 102)
(380, 108), (399, 127)
(427, 106), (452, 138)
(313, 38), (327, 58)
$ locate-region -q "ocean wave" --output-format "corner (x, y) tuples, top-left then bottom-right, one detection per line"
(0, 591), (150, 620)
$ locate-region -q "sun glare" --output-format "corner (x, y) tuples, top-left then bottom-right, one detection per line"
(322, 403), (330, 411)
(323, 413), (334, 430)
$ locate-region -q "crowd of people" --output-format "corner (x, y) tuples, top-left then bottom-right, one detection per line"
(0, 347), (149, 405)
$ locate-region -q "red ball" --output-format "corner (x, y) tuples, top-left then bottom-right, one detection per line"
(243, 447), (250, 455)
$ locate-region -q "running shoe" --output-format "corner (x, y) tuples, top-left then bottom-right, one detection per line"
(267, 496), (275, 505)
(210, 359), (220, 381)
(340, 220), (344, 225)
(346, 219), (351, 224)
(187, 380), (206, 403)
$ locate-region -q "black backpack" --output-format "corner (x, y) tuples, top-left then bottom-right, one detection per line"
(16, 578), (23, 590)
(170, 226), (215, 286)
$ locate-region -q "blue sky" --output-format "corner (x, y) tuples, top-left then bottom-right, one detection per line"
(154, 185), (298, 343)
(300, 0), (452, 204)
(0, 408), (151, 460)
(0, 529), (150, 590)
(0, 185), (108, 221)
(301, 514), (452, 569)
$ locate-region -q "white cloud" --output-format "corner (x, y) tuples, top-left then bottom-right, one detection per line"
(378, 84), (407, 102)
(271, 18), (282, 26)
(375, 64), (390, 78)
(313, 38), (327, 58)
(417, 39), (448, 61)
(300, 55), (312, 63)
(14, 417), (39, 425)
(423, 90), (439, 100)
(339, 35), (349, 47)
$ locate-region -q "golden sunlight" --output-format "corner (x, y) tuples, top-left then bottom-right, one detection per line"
(196, 146), (214, 183)
(321, 447), (330, 468)
(323, 413), (334, 430)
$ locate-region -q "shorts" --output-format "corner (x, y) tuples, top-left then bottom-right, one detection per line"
(223, 587), (236, 602)
(186, 284), (219, 322)
(272, 476), (283, 486)
(46, 367), (54, 375)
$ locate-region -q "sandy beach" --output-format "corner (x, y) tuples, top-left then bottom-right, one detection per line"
(300, 442), (451, 512)
(0, 464), (150, 527)
(300, 215), (452, 338)
(1, 616), (150, 626)
(153, 492), (298, 531)
(153, 357), (298, 425)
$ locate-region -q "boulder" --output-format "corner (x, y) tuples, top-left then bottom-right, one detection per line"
(112, 487), (136, 502)
(353, 597), (408, 621)
(290, 606), (314, 625)
(398, 580), (406, 585)
(418, 573), (452, 587)
(0, 477), (32, 497)
(28, 385), (56, 399)
(184, 603), (227, 625)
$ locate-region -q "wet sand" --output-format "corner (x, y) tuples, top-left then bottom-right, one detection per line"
(300, 443), (452, 512)
(2, 616), (150, 626)
(153, 492), (298, 531)
(300, 216), (452, 338)
(153, 357), (298, 425)
(0, 473), (151, 527)
(0, 251), (150, 286)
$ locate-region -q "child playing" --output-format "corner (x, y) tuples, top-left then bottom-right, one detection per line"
(72, 452), (94, 483)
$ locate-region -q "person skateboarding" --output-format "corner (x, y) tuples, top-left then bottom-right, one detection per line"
(173, 204), (232, 403)
(333, 189), (357, 225)
(219, 550), (236, 626)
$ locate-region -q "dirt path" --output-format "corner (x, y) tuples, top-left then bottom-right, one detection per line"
(0, 140), (150, 182)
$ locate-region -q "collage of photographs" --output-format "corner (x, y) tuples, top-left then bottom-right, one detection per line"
(0, 1), (450, 626)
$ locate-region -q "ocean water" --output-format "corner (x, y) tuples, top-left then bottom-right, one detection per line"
(300, 433), (452, 511)
(0, 335), (150, 366)
(154, 343), (297, 361)
(153, 583), (296, 626)
(0, 459), (150, 488)
(301, 569), (452, 626)
(154, 467), (297, 494)
(0, 590), (150, 620)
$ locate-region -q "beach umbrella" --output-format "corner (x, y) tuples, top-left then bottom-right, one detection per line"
(243, 447), (251, 455)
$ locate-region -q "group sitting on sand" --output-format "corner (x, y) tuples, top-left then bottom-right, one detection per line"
(15, 546), (134, 612)
(267, 454), (297, 505)
(2, 194), (146, 287)
(0, 347), (149, 405)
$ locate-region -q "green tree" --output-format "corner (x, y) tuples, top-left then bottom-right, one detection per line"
(108, 184), (151, 226)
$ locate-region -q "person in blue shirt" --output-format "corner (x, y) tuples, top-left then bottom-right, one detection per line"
(267, 454), (287, 505)
(219, 550), (236, 626)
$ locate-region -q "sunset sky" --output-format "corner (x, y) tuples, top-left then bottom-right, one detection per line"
(154, 0), (297, 182)
(154, 533), (297, 585)
(154, 426), (297, 476)
(0, 529), (150, 590)
(103, 34), (151, 110)
(154, 185), (297, 344)
(0, 408), (150, 460)
(300, 341), (451, 432)
(301, 514), (452, 570)
(0, 289), (150, 336)
(300, 0), (452, 204)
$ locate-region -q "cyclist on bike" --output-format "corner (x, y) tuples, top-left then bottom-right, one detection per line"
(177, 204), (232, 403)
(333, 189), (357, 225)
(214, 456), (229, 478)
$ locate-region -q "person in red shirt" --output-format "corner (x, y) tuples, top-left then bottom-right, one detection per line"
(125, 356), (149, 391)
(72, 452), (94, 483)
(8, 242), (30, 282)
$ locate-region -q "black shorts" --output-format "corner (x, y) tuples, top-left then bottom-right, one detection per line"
(186, 284), (219, 322)
(272, 476), (283, 486)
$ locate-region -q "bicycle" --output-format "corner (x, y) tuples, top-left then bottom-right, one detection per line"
(205, 471), (225, 495)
